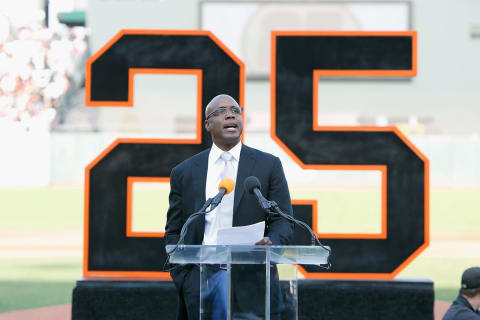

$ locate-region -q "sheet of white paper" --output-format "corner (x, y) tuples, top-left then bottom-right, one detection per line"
(216, 221), (265, 245)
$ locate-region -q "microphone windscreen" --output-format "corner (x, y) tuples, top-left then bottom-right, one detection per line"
(244, 176), (261, 194)
(218, 178), (235, 194)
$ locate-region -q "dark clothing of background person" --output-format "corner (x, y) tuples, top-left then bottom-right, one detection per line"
(443, 294), (480, 320)
(164, 144), (294, 320)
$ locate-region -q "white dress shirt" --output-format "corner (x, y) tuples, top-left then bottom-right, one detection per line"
(203, 141), (242, 245)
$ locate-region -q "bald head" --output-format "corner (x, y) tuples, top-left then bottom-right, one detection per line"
(205, 94), (239, 118)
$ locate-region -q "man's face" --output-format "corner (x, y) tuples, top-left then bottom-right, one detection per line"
(205, 96), (243, 151)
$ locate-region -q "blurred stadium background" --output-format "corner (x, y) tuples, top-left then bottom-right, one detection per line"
(0, 0), (479, 318)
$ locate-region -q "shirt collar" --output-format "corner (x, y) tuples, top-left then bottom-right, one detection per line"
(210, 141), (242, 163)
(457, 294), (476, 312)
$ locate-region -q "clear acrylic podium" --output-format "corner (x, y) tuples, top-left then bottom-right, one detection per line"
(166, 245), (330, 320)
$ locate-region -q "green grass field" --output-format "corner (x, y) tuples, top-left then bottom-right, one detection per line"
(0, 186), (479, 312)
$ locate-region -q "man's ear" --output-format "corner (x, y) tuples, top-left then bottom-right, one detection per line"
(205, 119), (210, 132)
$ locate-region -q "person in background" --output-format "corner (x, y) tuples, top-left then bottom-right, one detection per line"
(443, 267), (480, 320)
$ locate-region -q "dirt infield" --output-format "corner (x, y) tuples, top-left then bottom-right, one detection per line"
(0, 302), (451, 320)
(435, 301), (451, 319)
(0, 305), (70, 320)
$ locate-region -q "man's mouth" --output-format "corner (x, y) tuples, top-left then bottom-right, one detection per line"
(224, 124), (238, 132)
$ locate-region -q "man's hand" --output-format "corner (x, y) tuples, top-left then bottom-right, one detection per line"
(255, 237), (273, 245)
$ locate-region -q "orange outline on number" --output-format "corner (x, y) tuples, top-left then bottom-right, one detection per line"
(85, 29), (245, 109)
(293, 164), (387, 240)
(126, 177), (170, 238)
(271, 31), (429, 280)
(83, 29), (245, 279)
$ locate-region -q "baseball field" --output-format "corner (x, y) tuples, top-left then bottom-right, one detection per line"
(0, 185), (479, 313)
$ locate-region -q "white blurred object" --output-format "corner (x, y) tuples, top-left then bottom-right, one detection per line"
(408, 115), (419, 130)
(44, 75), (69, 99)
(375, 115), (389, 127)
(0, 14), (10, 43)
(0, 129), (51, 187)
(0, 74), (17, 93)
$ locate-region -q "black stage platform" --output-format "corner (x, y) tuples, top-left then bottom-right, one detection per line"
(72, 278), (434, 320)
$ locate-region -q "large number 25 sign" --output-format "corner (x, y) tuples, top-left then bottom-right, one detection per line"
(84, 30), (428, 280)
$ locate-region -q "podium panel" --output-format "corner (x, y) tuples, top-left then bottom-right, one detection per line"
(71, 278), (434, 320)
(199, 264), (298, 320)
(167, 245), (329, 320)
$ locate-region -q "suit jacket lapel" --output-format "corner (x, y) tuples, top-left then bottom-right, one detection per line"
(192, 149), (209, 211)
(233, 145), (256, 216)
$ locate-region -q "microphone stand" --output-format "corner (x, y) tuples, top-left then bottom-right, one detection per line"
(164, 198), (213, 271)
(259, 199), (331, 269)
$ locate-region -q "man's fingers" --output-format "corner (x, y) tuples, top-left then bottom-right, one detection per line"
(255, 237), (272, 245)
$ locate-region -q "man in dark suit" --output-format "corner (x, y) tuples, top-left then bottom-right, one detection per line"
(164, 94), (293, 320)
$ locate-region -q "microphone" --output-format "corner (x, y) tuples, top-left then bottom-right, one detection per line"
(209, 178), (235, 211)
(244, 176), (271, 210)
